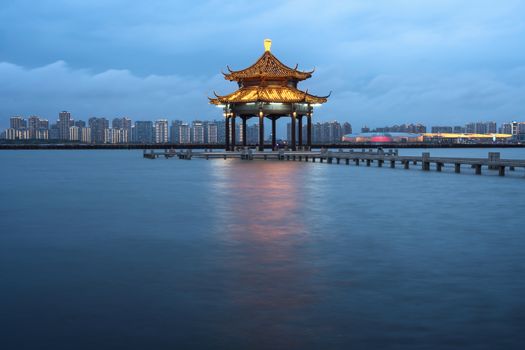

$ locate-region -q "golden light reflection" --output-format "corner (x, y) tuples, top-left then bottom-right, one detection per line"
(208, 160), (327, 346)
(210, 160), (305, 242)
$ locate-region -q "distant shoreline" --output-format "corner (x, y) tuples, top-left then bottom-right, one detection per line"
(0, 143), (524, 150)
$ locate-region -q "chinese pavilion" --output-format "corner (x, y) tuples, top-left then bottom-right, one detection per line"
(209, 39), (330, 151)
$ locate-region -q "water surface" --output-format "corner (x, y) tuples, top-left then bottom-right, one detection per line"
(1, 150), (525, 349)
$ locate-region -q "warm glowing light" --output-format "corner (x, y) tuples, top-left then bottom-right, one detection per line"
(211, 86), (327, 104)
(264, 39), (272, 52)
(423, 133), (513, 139)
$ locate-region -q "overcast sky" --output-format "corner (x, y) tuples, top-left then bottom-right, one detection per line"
(1, 0), (524, 130)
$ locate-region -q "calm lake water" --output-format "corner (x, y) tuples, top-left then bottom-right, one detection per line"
(1, 149), (525, 349)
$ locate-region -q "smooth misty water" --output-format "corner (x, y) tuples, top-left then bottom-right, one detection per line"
(1, 149), (525, 350)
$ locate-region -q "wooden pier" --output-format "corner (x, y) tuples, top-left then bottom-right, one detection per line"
(143, 149), (525, 177)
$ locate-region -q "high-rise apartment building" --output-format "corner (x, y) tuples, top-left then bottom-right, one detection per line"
(485, 121), (497, 133)
(69, 126), (80, 141)
(28, 116), (40, 139)
(192, 121), (205, 144)
(155, 119), (169, 143)
(88, 117), (109, 144)
(170, 120), (183, 143)
(297, 121), (344, 144)
(342, 122), (352, 135)
(79, 127), (91, 143)
(179, 123), (191, 144)
(207, 122), (218, 144)
(112, 117), (132, 143)
(453, 126), (465, 133)
(431, 126), (453, 133)
(216, 120), (226, 144)
(246, 124), (259, 144)
(132, 121), (154, 143)
(499, 123), (512, 134)
(58, 111), (72, 140)
(10, 116), (27, 130)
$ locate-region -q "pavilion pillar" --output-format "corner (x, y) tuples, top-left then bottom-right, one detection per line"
(258, 111), (264, 151)
(231, 114), (236, 151)
(225, 114), (230, 151)
(271, 117), (277, 151)
(298, 115), (303, 148)
(291, 112), (297, 151)
(307, 112), (312, 148)
(242, 116), (247, 147)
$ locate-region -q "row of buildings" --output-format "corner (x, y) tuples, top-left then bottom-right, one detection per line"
(3, 112), (524, 144)
(2, 113), (227, 144)
(287, 121), (352, 144)
(1, 112), (353, 144)
(362, 121), (523, 136)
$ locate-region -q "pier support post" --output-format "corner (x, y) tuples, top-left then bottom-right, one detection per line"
(499, 166), (505, 176)
(225, 114), (230, 151)
(355, 159), (360, 166)
(404, 161), (409, 169)
(320, 158), (324, 163)
(307, 112), (312, 148)
(298, 115), (303, 147)
(242, 116), (247, 147)
(346, 158), (350, 165)
(366, 159), (371, 166)
(455, 163), (461, 173)
(475, 164), (482, 175)
(422, 152), (430, 171)
(378, 160), (383, 167)
(231, 114), (236, 151)
(271, 117), (277, 151)
(390, 160), (395, 168)
(336, 158), (340, 164)
(312, 157), (316, 162)
(489, 152), (500, 170)
(258, 111), (264, 152)
(437, 163), (443, 172)
(291, 112), (297, 151)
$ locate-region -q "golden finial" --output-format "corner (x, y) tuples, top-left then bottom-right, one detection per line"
(264, 39), (272, 52)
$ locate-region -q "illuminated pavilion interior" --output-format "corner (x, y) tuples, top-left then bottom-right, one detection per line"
(209, 39), (330, 151)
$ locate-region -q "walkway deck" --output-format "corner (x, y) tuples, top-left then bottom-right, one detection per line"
(143, 149), (525, 177)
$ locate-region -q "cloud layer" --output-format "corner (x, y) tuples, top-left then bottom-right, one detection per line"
(1, 0), (525, 129)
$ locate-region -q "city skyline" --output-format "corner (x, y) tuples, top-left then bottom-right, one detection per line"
(4, 111), (525, 144)
(1, 1), (525, 129)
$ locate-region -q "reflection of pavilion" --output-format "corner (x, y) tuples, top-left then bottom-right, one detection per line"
(209, 39), (330, 151)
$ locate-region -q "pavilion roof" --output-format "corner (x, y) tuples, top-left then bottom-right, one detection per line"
(223, 40), (314, 81)
(209, 85), (329, 105)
